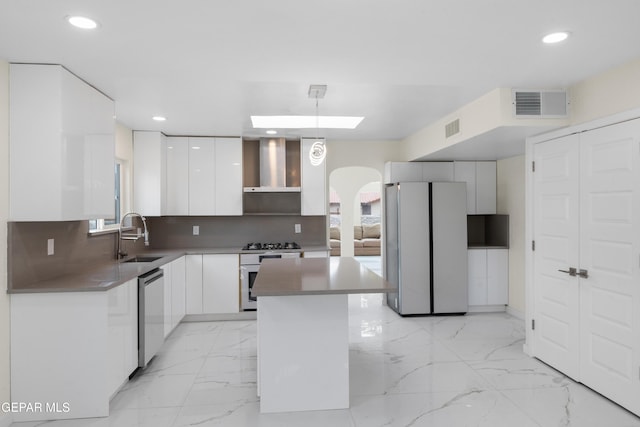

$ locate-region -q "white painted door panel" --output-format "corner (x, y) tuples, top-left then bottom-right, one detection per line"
(533, 134), (581, 379)
(578, 119), (640, 414)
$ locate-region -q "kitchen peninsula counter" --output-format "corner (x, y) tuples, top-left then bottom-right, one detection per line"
(252, 256), (393, 296)
(253, 257), (394, 414)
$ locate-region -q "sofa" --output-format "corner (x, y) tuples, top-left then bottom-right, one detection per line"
(330, 224), (381, 256)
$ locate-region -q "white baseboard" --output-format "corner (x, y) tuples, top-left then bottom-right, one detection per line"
(183, 312), (257, 322)
(506, 305), (525, 320)
(467, 305), (506, 313)
(0, 412), (13, 427)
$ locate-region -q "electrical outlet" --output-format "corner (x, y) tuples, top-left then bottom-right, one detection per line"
(295, 224), (301, 233)
(193, 225), (200, 236)
(47, 238), (54, 256)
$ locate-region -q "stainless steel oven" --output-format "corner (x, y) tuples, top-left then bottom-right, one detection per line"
(240, 252), (300, 310)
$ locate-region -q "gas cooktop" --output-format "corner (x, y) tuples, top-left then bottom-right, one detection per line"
(242, 242), (301, 251)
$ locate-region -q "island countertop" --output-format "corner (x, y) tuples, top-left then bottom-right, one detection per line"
(252, 257), (394, 297)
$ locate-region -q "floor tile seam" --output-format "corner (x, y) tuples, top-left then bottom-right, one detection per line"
(109, 405), (183, 427)
(493, 387), (547, 427)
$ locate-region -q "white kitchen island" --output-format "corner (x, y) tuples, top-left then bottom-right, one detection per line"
(252, 257), (394, 413)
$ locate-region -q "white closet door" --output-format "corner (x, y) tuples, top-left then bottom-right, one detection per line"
(578, 119), (640, 414)
(533, 134), (581, 379)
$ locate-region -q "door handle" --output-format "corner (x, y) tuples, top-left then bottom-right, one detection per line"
(558, 267), (577, 276)
(578, 269), (589, 279)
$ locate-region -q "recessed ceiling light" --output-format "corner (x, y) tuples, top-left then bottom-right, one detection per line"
(542, 31), (569, 44)
(152, 116), (166, 122)
(67, 15), (98, 30)
(266, 130), (278, 135)
(251, 115), (364, 129)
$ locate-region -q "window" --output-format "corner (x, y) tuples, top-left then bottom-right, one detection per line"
(89, 160), (125, 232)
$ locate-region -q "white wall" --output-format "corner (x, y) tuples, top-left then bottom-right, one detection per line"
(497, 155), (525, 317)
(570, 58), (640, 125)
(0, 60), (11, 424)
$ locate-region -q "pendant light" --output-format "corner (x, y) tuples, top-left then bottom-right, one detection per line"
(308, 85), (327, 166)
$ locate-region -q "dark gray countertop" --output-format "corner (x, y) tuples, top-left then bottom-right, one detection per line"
(8, 245), (332, 294)
(252, 257), (394, 297)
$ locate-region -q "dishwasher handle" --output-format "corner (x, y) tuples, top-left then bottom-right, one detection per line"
(139, 268), (163, 285)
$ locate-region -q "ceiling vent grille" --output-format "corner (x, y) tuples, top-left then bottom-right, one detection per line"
(445, 119), (460, 138)
(513, 89), (568, 118)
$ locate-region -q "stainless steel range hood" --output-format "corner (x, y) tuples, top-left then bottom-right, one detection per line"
(244, 137), (301, 193)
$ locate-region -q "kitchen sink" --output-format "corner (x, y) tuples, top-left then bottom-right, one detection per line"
(122, 256), (162, 263)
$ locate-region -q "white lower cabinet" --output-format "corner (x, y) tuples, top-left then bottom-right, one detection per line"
(171, 256), (186, 328)
(186, 254), (204, 314)
(186, 253), (240, 315)
(162, 261), (173, 338)
(303, 250), (329, 258)
(468, 248), (508, 307)
(161, 256), (187, 337)
(107, 279), (138, 397)
(203, 254), (240, 313)
(10, 279), (137, 422)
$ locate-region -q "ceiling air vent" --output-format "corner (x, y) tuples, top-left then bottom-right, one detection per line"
(445, 119), (460, 138)
(513, 89), (568, 118)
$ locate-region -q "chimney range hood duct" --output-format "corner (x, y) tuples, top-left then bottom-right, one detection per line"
(260, 137), (286, 188)
(243, 138), (300, 193)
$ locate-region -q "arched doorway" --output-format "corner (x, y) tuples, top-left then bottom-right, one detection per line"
(328, 167), (382, 270)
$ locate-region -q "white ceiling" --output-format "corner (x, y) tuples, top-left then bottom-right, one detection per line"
(1, 1), (639, 142)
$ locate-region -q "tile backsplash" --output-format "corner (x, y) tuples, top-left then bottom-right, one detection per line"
(8, 215), (327, 288)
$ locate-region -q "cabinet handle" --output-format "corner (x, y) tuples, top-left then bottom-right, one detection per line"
(558, 267), (577, 276)
(578, 269), (589, 279)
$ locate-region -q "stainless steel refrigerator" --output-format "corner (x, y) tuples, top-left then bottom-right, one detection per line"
(384, 181), (468, 315)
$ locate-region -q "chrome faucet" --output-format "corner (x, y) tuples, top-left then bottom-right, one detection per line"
(117, 212), (149, 259)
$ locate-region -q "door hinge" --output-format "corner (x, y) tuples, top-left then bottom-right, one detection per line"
(532, 240), (536, 251)
(532, 161), (535, 172)
(532, 319), (536, 330)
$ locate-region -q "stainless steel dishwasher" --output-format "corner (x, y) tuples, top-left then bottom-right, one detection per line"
(138, 268), (164, 368)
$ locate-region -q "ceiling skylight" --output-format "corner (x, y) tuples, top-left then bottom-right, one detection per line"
(251, 116), (364, 129)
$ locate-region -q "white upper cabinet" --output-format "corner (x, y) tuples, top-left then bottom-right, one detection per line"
(165, 137), (189, 215)
(188, 137), (216, 215)
(384, 162), (422, 184)
(421, 162), (454, 182)
(133, 131), (166, 216)
(454, 161), (496, 214)
(10, 64), (115, 221)
(135, 134), (242, 216)
(384, 161), (454, 184)
(475, 161), (497, 214)
(214, 137), (243, 215)
(301, 138), (327, 215)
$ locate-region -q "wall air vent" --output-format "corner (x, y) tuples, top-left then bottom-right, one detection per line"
(445, 118), (460, 138)
(512, 89), (568, 118)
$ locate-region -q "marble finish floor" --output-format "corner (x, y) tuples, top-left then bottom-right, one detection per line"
(12, 294), (640, 427)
